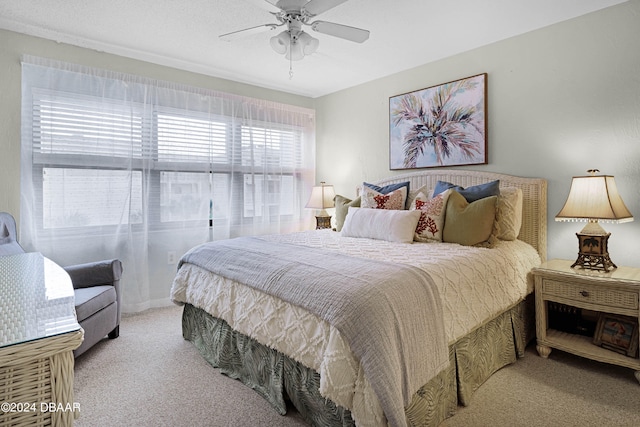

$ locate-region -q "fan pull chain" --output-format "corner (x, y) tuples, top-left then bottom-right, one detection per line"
(289, 52), (294, 79)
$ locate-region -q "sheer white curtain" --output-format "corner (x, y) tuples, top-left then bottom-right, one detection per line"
(20, 56), (316, 312)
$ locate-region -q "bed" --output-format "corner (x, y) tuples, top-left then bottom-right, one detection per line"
(170, 169), (547, 427)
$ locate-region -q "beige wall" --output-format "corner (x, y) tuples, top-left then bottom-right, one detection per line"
(315, 1), (640, 267)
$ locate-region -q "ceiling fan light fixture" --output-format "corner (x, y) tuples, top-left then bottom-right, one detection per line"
(273, 30), (318, 61)
(224, 0), (369, 71)
(298, 31), (319, 55)
(286, 38), (305, 61)
(270, 30), (289, 54)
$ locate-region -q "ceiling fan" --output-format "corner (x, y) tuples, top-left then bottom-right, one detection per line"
(220, 0), (370, 62)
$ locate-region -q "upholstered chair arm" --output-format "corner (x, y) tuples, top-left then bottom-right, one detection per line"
(65, 259), (123, 347)
(64, 259), (123, 290)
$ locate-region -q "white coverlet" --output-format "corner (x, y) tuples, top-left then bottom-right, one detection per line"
(171, 230), (541, 426)
(177, 236), (447, 427)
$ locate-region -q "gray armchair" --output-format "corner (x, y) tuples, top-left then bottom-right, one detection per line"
(0, 212), (122, 357)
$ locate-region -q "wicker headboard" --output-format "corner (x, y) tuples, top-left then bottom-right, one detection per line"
(370, 170), (548, 261)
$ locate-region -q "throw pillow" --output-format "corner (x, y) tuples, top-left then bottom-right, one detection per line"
(433, 180), (500, 203)
(411, 189), (451, 242)
(363, 181), (410, 195)
(363, 181), (410, 209)
(361, 185), (407, 210)
(333, 195), (361, 232)
(443, 190), (497, 246)
(493, 187), (523, 241)
(407, 184), (431, 208)
(341, 207), (420, 243)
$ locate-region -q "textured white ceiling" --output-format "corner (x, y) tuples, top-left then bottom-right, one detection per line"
(0, 0), (627, 98)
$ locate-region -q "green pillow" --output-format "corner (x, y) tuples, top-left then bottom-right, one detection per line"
(334, 195), (361, 231)
(443, 190), (497, 246)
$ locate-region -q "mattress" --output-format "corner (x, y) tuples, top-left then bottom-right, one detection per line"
(171, 229), (541, 426)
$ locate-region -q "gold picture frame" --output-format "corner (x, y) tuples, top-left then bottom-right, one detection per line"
(593, 313), (639, 357)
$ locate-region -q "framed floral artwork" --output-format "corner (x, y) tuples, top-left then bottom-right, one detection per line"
(389, 73), (487, 170)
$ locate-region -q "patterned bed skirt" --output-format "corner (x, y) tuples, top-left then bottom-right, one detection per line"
(181, 295), (535, 426)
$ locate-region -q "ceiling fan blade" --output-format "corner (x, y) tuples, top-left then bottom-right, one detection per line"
(311, 21), (370, 43)
(219, 24), (279, 41)
(303, 0), (349, 16)
(244, 0), (282, 13)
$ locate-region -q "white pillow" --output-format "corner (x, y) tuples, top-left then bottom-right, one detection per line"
(341, 207), (420, 243)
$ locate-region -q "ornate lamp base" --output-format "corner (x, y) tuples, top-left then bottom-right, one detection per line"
(315, 215), (332, 230)
(571, 231), (616, 272)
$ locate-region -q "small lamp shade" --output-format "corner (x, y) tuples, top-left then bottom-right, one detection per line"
(556, 171), (633, 271)
(286, 39), (305, 61)
(306, 182), (335, 229)
(270, 31), (289, 54)
(298, 32), (319, 55)
(556, 175), (633, 224)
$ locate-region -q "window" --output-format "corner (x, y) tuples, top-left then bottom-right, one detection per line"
(25, 72), (314, 233)
(21, 57), (315, 311)
(42, 168), (144, 228)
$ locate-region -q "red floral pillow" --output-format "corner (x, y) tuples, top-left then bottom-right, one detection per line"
(411, 189), (451, 242)
(361, 186), (407, 210)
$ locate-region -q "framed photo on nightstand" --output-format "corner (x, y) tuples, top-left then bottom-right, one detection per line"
(593, 313), (639, 357)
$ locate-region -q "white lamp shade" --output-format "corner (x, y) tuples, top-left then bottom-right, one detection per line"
(286, 38), (305, 61)
(306, 183), (336, 210)
(555, 175), (633, 223)
(270, 31), (289, 54)
(298, 32), (319, 55)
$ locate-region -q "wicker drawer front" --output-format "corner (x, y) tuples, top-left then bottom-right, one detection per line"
(542, 279), (639, 310)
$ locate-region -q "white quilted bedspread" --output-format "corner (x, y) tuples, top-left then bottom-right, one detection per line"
(170, 230), (541, 427)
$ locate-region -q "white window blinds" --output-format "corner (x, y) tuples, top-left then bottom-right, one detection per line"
(33, 90), (145, 162)
(156, 111), (227, 165)
(22, 58), (315, 232)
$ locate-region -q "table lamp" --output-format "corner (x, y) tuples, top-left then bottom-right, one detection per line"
(306, 181), (335, 229)
(555, 169), (633, 272)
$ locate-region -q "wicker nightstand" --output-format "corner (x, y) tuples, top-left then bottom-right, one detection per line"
(532, 259), (640, 384)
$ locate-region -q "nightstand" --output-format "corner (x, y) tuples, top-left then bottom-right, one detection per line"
(532, 259), (640, 384)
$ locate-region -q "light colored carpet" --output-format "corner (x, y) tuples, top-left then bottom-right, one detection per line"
(74, 305), (640, 427)
(73, 305), (306, 427)
(442, 338), (640, 427)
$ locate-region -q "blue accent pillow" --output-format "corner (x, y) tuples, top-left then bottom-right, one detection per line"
(363, 181), (411, 208)
(432, 180), (500, 203)
(363, 181), (410, 195)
